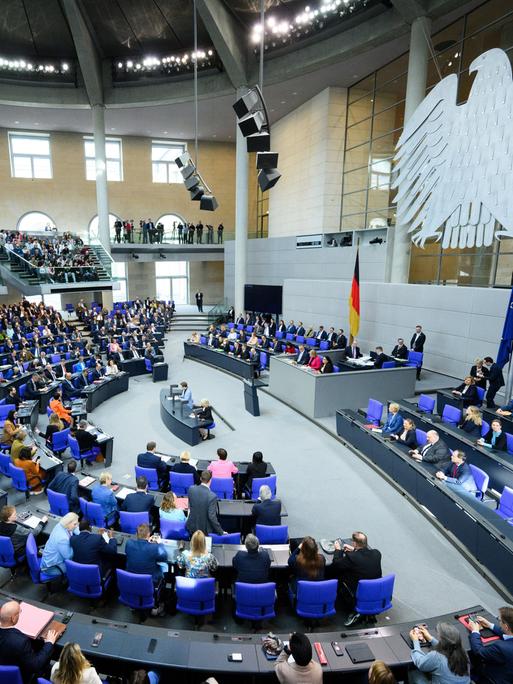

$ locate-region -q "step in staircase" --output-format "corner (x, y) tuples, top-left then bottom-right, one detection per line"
(169, 312), (210, 332)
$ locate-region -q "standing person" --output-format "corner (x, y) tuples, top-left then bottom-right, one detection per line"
(483, 356), (505, 409)
(196, 221), (203, 244)
(410, 324), (426, 380)
(217, 223), (224, 244)
(177, 222), (183, 244)
(114, 220), (122, 244)
(142, 220), (149, 244)
(186, 470), (224, 536)
(182, 222), (188, 245)
(195, 291), (204, 313)
(188, 223), (195, 244)
(51, 642), (102, 684)
(157, 222), (164, 244)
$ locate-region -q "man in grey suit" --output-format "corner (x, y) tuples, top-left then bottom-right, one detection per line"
(185, 470), (224, 536)
(409, 430), (450, 466)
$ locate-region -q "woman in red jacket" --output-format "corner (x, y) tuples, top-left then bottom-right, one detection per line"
(308, 349), (322, 371)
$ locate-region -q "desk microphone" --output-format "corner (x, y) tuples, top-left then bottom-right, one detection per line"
(91, 619), (127, 629)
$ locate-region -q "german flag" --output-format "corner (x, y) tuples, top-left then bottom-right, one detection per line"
(348, 249), (360, 343)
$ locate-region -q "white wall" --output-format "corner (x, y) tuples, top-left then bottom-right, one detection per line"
(268, 87), (347, 237)
(283, 279), (510, 378)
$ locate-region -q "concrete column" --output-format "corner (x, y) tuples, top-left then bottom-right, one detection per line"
(389, 15), (431, 283)
(92, 104), (111, 253)
(234, 86), (249, 314)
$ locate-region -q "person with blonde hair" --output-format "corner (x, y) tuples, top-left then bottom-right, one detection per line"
(91, 471), (118, 522)
(458, 405), (483, 438)
(51, 642), (102, 684)
(177, 530), (218, 578)
(382, 402), (404, 435)
(368, 660), (396, 684)
(193, 399), (214, 440)
(40, 512), (79, 576)
(470, 358), (488, 390)
(159, 491), (186, 523)
(44, 412), (64, 447)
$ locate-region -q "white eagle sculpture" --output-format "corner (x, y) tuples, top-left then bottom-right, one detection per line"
(392, 48), (513, 249)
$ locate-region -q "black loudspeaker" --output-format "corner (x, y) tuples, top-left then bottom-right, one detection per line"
(256, 152), (278, 170)
(258, 168), (281, 192)
(247, 131), (271, 153)
(185, 174), (201, 191)
(190, 185), (205, 201)
(238, 110), (265, 137)
(200, 194), (219, 211)
(175, 152), (192, 168)
(233, 89), (260, 118)
(180, 162), (196, 180)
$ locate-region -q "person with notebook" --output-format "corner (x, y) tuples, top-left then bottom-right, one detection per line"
(0, 600), (59, 681)
(0, 505), (47, 559)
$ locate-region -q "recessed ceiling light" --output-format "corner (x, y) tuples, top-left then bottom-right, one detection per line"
(34, 122), (39, 125)
(163, 131), (168, 134)
(14, 120), (19, 124)
(110, 127), (116, 131)
(280, 100), (286, 104)
(292, 91), (297, 95)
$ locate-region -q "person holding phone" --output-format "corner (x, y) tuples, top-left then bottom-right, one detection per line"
(468, 608), (513, 683)
(408, 623), (470, 683)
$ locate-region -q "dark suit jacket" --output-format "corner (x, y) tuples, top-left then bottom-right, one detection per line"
(396, 429), (417, 448)
(171, 461), (200, 484)
(329, 547), (382, 595)
(232, 549), (271, 583)
(488, 363), (505, 388)
(24, 379), (40, 400)
(392, 344), (408, 360)
(252, 498), (282, 526)
(137, 451), (169, 483)
(420, 439), (450, 464)
(296, 350), (309, 365)
(125, 538), (168, 582)
(75, 428), (97, 453)
(296, 326), (306, 337)
(483, 429), (507, 452)
(373, 353), (388, 369)
(454, 383), (479, 406)
(410, 332), (426, 352)
(121, 490), (155, 512)
(345, 345), (362, 359)
(61, 379), (76, 400)
(315, 330), (328, 340)
(335, 334), (347, 349)
(0, 628), (54, 681)
(47, 472), (80, 513)
(186, 483), (223, 535)
(70, 530), (117, 574)
(469, 624), (513, 684)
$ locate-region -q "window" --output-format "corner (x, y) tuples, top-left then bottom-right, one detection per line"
(9, 132), (52, 179)
(152, 141), (186, 184)
(112, 261), (128, 303)
(155, 260), (188, 304)
(155, 213), (186, 242)
(370, 158), (392, 190)
(84, 137), (123, 181)
(17, 211), (56, 233)
(88, 213), (121, 242)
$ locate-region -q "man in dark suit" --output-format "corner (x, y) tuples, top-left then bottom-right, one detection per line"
(125, 523), (168, 587)
(47, 461), (80, 513)
(170, 450), (199, 484)
(137, 440), (169, 491)
(484, 356), (505, 409)
(373, 346), (388, 369)
(296, 322), (306, 337)
(61, 372), (77, 401)
(268, 320), (276, 337)
(295, 344), (309, 366)
(435, 449), (476, 496)
(410, 325), (426, 352)
(74, 368), (89, 391)
(335, 329), (347, 350)
(0, 600), (58, 681)
(252, 484), (282, 526)
(315, 326), (328, 341)
(329, 531), (382, 626)
(327, 327), (337, 346)
(232, 533), (271, 584)
(391, 338), (409, 360)
(287, 321), (297, 335)
(24, 373), (44, 400)
(469, 607), (513, 684)
(70, 518), (117, 577)
(409, 430), (450, 466)
(345, 340), (362, 359)
(121, 476), (155, 513)
(186, 470), (224, 536)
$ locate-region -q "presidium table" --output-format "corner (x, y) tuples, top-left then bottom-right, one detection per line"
(160, 388), (205, 446)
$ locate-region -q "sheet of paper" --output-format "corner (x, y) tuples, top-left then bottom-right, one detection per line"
(79, 476), (96, 487)
(189, 458), (198, 467)
(23, 515), (41, 529)
(116, 487), (135, 500)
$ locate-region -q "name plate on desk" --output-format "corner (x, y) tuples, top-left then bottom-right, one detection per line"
(79, 476), (96, 487)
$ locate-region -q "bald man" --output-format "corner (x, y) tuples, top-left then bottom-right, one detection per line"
(0, 600), (58, 679)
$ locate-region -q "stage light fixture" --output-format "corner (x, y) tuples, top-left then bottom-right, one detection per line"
(185, 174), (201, 191)
(200, 194), (219, 211)
(247, 131), (271, 153)
(190, 185), (205, 201)
(256, 152), (279, 169)
(258, 167), (281, 192)
(238, 110), (266, 137)
(175, 152), (192, 168)
(180, 162), (196, 180)
(233, 89), (260, 118)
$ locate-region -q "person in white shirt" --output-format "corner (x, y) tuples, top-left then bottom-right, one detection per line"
(105, 359), (119, 376)
(51, 642), (102, 684)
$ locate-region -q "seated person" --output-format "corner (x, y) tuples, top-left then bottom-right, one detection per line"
(391, 338), (409, 360)
(105, 359), (120, 376)
(51, 642), (103, 684)
(329, 531), (382, 627)
(319, 356), (333, 374)
(74, 419), (101, 461)
(137, 440), (169, 492)
(272, 632), (323, 684)
(315, 326), (328, 341)
(478, 418), (507, 451)
(272, 337), (284, 354)
(10, 429), (35, 462)
(125, 523), (168, 587)
(2, 410), (22, 445)
(70, 518), (117, 577)
(189, 331), (200, 344)
(74, 367), (90, 390)
(295, 344), (309, 366)
(252, 484), (281, 525)
(44, 414), (64, 447)
(288, 536), (325, 594)
(247, 332), (259, 347)
(345, 340), (362, 359)
(0, 504), (46, 559)
(381, 402), (404, 435)
(14, 446), (46, 494)
(307, 349), (322, 371)
(49, 390), (72, 425)
(208, 448), (238, 478)
(435, 449), (477, 496)
(390, 417), (417, 448)
(193, 399), (214, 441)
(259, 335), (270, 350)
(177, 530), (218, 578)
(373, 346), (388, 369)
(468, 608), (513, 683)
(91, 471), (118, 522)
(159, 491), (186, 523)
(61, 372), (77, 401)
(452, 376), (479, 407)
(245, 451), (267, 492)
(232, 533), (271, 584)
(409, 623), (470, 684)
(409, 430), (450, 465)
(239, 343), (250, 361)
(47, 461), (80, 514)
(122, 475), (155, 512)
(170, 450), (199, 484)
(40, 512), (80, 576)
(458, 406), (483, 438)
(230, 341), (241, 357)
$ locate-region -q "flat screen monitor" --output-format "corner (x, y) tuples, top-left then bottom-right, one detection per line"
(244, 284), (283, 315)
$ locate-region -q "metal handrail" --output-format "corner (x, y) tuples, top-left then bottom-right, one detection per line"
(207, 299), (229, 325)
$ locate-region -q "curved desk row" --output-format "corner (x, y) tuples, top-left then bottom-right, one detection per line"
(184, 341), (258, 380)
(437, 389), (513, 436)
(336, 409), (513, 598)
(82, 372), (130, 412)
(0, 588), (489, 680)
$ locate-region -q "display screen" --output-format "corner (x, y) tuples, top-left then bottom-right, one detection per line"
(244, 284), (283, 315)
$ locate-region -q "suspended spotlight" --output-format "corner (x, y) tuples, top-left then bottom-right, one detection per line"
(233, 89), (260, 118)
(175, 152), (192, 169)
(180, 162), (196, 180)
(200, 194), (219, 211)
(238, 110), (266, 137)
(247, 131), (271, 153)
(258, 168), (281, 192)
(190, 184), (205, 201)
(185, 174), (201, 191)
(256, 152), (279, 169)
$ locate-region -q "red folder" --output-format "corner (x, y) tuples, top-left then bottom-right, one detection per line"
(458, 615), (500, 643)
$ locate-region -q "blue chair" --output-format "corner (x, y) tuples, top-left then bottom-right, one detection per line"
(203, 421), (216, 438)
(319, 340), (330, 350)
(382, 361), (396, 369)
(333, 365), (340, 373)
(407, 351), (423, 369)
(296, 335), (305, 344)
(145, 358), (153, 372)
(259, 351), (269, 371)
(415, 429), (428, 447)
(170, 472), (194, 497)
(72, 363), (82, 373)
(366, 399), (384, 426)
(120, 511), (150, 534)
(275, 331), (284, 339)
(476, 387), (485, 405)
(246, 326), (254, 333)
(0, 452), (11, 477)
(306, 337), (317, 347)
(38, 678), (52, 684)
(237, 324), (244, 331)
(83, 500), (115, 528)
(160, 518), (189, 540)
(8, 464), (31, 500)
(46, 407), (53, 420)
(286, 333), (294, 341)
(209, 532), (240, 544)
(135, 465), (159, 492)
(210, 477), (234, 500)
(116, 569), (156, 611)
(0, 666), (23, 684)
(176, 576), (216, 618)
(481, 420), (490, 438)
(295, 579), (337, 620)
(235, 582), (276, 623)
(0, 536), (24, 576)
(18, 384), (27, 401)
(251, 475), (277, 500)
(255, 524), (288, 544)
(51, 427), (70, 456)
(65, 560), (110, 599)
(65, 303), (74, 315)
(68, 434), (95, 466)
(47, 489), (70, 516)
(441, 405), (461, 426)
(469, 464), (489, 500)
(200, 335), (207, 345)
(26, 533), (57, 586)
(354, 574), (395, 618)
(417, 394), (435, 413)
(0, 404), (15, 421)
(496, 487), (513, 522)
(227, 322), (235, 329)
(507, 433), (513, 455)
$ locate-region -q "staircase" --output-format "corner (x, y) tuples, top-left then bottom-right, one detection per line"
(90, 243), (113, 280)
(169, 312), (211, 332)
